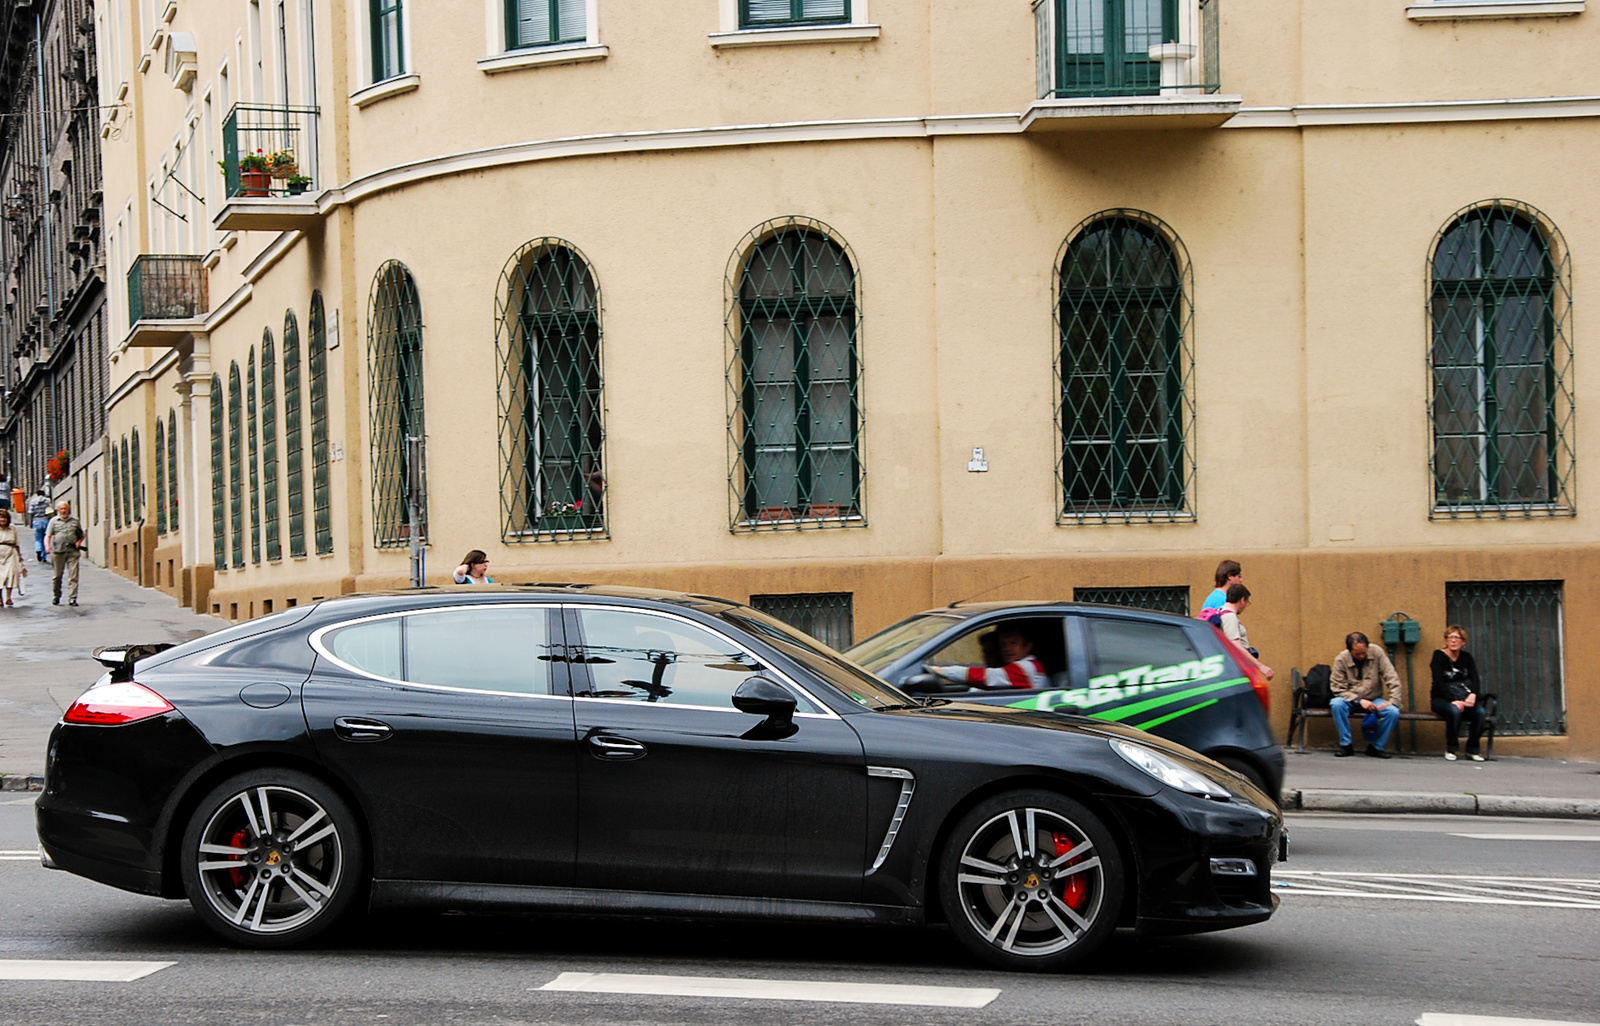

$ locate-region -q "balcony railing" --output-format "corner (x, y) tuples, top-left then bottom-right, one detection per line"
(222, 104), (321, 200)
(1035, 0), (1220, 100)
(128, 255), (208, 323)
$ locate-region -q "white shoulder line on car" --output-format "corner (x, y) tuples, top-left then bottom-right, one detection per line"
(537, 972), (1001, 1008)
(0, 960), (175, 982)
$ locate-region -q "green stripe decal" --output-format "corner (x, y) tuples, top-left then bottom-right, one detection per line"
(1090, 677), (1249, 724)
(1134, 698), (1219, 731)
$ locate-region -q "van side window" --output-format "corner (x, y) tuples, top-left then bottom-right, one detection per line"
(1084, 618), (1216, 689)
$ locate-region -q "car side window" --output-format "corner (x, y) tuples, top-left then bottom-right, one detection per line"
(405, 607), (552, 694)
(1083, 617), (1217, 689)
(326, 618), (402, 680)
(574, 608), (815, 712)
(926, 615), (1069, 687)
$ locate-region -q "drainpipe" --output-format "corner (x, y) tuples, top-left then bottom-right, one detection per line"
(34, 13), (59, 460)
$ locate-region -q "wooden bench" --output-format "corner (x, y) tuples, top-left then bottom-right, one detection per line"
(1286, 667), (1498, 757)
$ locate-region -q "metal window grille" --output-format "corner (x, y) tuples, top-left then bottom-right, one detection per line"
(1035, 0), (1219, 100)
(167, 410), (180, 536)
(228, 364), (244, 569)
(371, 0), (405, 80)
(1073, 585), (1189, 615)
(369, 261), (428, 548)
(111, 443), (122, 530)
(210, 374), (226, 569)
(725, 218), (864, 532)
(155, 419), (168, 535)
(126, 254), (208, 322)
(261, 330), (281, 561)
(495, 239), (606, 542)
(750, 592), (855, 650)
(1445, 581), (1565, 735)
(1428, 201), (1574, 519)
(1056, 210), (1195, 524)
(508, 0), (585, 48)
(310, 293), (333, 555)
(131, 428), (142, 523)
(247, 349), (262, 564)
(284, 311), (306, 558)
(741, 0), (848, 27)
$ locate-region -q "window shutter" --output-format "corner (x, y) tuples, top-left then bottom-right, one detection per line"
(803, 0), (847, 19)
(517, 0), (550, 46)
(745, 0), (792, 25)
(557, 0), (585, 41)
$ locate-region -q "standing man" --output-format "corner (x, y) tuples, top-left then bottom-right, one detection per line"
(26, 488), (52, 563)
(1329, 632), (1403, 758)
(44, 500), (85, 607)
(1201, 560), (1242, 612)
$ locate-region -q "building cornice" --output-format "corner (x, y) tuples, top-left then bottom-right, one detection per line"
(105, 348), (183, 408)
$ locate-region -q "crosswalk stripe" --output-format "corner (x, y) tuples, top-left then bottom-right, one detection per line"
(539, 972), (1001, 1008)
(0, 850), (37, 855)
(1277, 871), (1600, 909)
(1450, 834), (1600, 842)
(1419, 1014), (1600, 1026)
(0, 961), (175, 982)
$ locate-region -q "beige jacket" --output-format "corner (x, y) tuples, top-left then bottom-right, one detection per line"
(1330, 646), (1403, 705)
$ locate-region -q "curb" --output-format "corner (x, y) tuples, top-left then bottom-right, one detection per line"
(1286, 788), (1600, 820)
(0, 775), (44, 792)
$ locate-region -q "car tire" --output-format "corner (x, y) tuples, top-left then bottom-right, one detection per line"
(938, 789), (1123, 971)
(179, 768), (363, 948)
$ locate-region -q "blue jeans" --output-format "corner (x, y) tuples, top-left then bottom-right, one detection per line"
(1330, 697), (1400, 750)
(1431, 699), (1487, 754)
(32, 519), (47, 560)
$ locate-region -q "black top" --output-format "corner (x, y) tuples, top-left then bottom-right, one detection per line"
(1430, 649), (1480, 702)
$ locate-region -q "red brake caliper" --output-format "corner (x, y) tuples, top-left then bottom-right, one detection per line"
(1053, 832), (1089, 911)
(228, 828), (250, 888)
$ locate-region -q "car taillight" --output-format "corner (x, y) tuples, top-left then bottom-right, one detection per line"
(62, 681), (175, 725)
(1211, 626), (1271, 714)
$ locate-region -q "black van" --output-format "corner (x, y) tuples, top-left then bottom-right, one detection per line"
(846, 601), (1284, 802)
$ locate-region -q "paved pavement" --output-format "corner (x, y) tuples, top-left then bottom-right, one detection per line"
(2, 568), (1597, 818)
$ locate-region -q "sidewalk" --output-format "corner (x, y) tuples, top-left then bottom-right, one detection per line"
(1284, 748), (1600, 819)
(0, 560), (226, 788)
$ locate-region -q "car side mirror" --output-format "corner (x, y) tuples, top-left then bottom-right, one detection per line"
(901, 673), (944, 695)
(733, 676), (798, 739)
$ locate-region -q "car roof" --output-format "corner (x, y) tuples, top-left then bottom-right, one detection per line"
(307, 583), (741, 615)
(921, 600), (1199, 624)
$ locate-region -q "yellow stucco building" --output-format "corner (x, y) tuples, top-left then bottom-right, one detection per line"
(99, 0), (1596, 755)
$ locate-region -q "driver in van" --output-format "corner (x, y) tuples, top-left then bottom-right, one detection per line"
(925, 624), (1049, 690)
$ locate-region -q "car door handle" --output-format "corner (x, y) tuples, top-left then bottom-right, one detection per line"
(334, 716), (393, 742)
(588, 734), (647, 761)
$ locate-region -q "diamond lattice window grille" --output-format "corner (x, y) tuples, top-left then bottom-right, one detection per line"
(724, 217), (864, 532)
(261, 330), (281, 561)
(495, 239), (607, 543)
(167, 410), (180, 536)
(111, 439), (122, 530)
(210, 374), (226, 569)
(284, 311), (306, 558)
(1427, 201), (1574, 519)
(131, 427), (142, 523)
(369, 261), (428, 548)
(155, 418), (168, 535)
(1446, 580), (1566, 735)
(247, 348), (262, 565)
(749, 592), (855, 650)
(228, 363), (244, 568)
(1055, 210), (1195, 524)
(1072, 585), (1190, 616)
(310, 292), (333, 556)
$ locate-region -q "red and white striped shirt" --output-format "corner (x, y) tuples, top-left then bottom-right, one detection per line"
(962, 656), (1049, 690)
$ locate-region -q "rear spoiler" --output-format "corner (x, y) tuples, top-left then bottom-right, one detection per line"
(92, 643), (176, 683)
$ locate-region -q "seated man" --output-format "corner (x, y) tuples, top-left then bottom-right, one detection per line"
(926, 624), (1049, 690)
(1329, 632), (1402, 759)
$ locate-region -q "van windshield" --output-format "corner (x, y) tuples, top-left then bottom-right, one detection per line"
(845, 613), (964, 672)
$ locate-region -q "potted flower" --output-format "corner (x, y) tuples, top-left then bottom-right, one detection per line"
(539, 499), (588, 532)
(266, 149), (298, 179)
(235, 150), (270, 197)
(286, 173), (313, 196)
(46, 449), (69, 482)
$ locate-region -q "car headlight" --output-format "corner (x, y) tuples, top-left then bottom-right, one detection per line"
(1111, 739), (1229, 800)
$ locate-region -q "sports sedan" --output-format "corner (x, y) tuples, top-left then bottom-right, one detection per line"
(37, 586), (1282, 971)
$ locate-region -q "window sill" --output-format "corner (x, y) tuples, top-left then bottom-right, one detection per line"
(1407, 1), (1584, 19)
(350, 73), (420, 109)
(478, 43), (609, 74)
(1430, 503), (1574, 517)
(709, 23), (881, 49)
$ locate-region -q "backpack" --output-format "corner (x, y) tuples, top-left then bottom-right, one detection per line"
(1303, 663), (1333, 709)
(1197, 606), (1226, 628)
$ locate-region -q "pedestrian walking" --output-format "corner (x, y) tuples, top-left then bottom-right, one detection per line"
(1218, 584), (1274, 681)
(44, 500), (86, 606)
(0, 508), (24, 606)
(1201, 560), (1242, 612)
(452, 550), (494, 585)
(26, 488), (52, 563)
(1430, 624), (1487, 762)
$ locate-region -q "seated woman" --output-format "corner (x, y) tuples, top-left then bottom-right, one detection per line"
(1430, 624), (1487, 762)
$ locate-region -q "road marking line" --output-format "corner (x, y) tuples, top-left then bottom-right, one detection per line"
(1450, 834), (1600, 842)
(1276, 871), (1600, 908)
(0, 856), (37, 861)
(0, 850), (38, 855)
(0, 960), (175, 982)
(1419, 1014), (1600, 1026)
(538, 972), (1001, 1008)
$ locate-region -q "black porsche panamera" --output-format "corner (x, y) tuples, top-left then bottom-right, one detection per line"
(37, 586), (1283, 970)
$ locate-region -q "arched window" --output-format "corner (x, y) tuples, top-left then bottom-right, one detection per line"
(247, 347), (261, 564)
(111, 442), (122, 530)
(228, 362), (244, 568)
(726, 218), (862, 529)
(167, 409), (179, 536)
(130, 427), (142, 523)
(1055, 210), (1194, 523)
(368, 261), (427, 547)
(155, 418), (168, 535)
(210, 374), (226, 569)
(309, 292), (333, 555)
(1428, 201), (1574, 517)
(261, 328), (280, 560)
(120, 437), (130, 528)
(284, 311), (306, 558)
(495, 239), (605, 540)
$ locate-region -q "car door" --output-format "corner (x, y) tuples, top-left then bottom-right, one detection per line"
(566, 604), (867, 903)
(302, 602), (577, 886)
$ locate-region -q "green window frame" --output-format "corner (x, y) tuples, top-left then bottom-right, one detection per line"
(495, 239), (606, 541)
(726, 217), (863, 531)
(167, 410), (179, 535)
(284, 311), (306, 558)
(155, 418), (168, 535)
(120, 438), (130, 528)
(247, 348), (262, 564)
(228, 363), (244, 569)
(211, 375), (226, 569)
(262, 329), (281, 560)
(310, 292), (333, 556)
(370, 0), (405, 81)
(369, 261), (428, 548)
(507, 0), (585, 49)
(130, 427), (142, 523)
(1055, 209), (1194, 524)
(741, 0), (849, 28)
(1428, 200), (1574, 518)
(111, 442), (122, 530)
(1048, 0), (1169, 98)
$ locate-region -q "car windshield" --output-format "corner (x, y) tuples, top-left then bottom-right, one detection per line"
(716, 607), (918, 710)
(845, 612), (965, 672)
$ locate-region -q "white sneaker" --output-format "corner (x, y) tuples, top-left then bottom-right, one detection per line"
(1470, 754), (1485, 762)
(1444, 752), (1457, 761)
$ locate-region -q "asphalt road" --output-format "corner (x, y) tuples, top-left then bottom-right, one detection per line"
(1, 800), (1597, 1026)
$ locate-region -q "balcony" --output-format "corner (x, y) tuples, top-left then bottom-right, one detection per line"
(125, 255), (208, 348)
(215, 104), (323, 232)
(1022, 0), (1241, 131)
